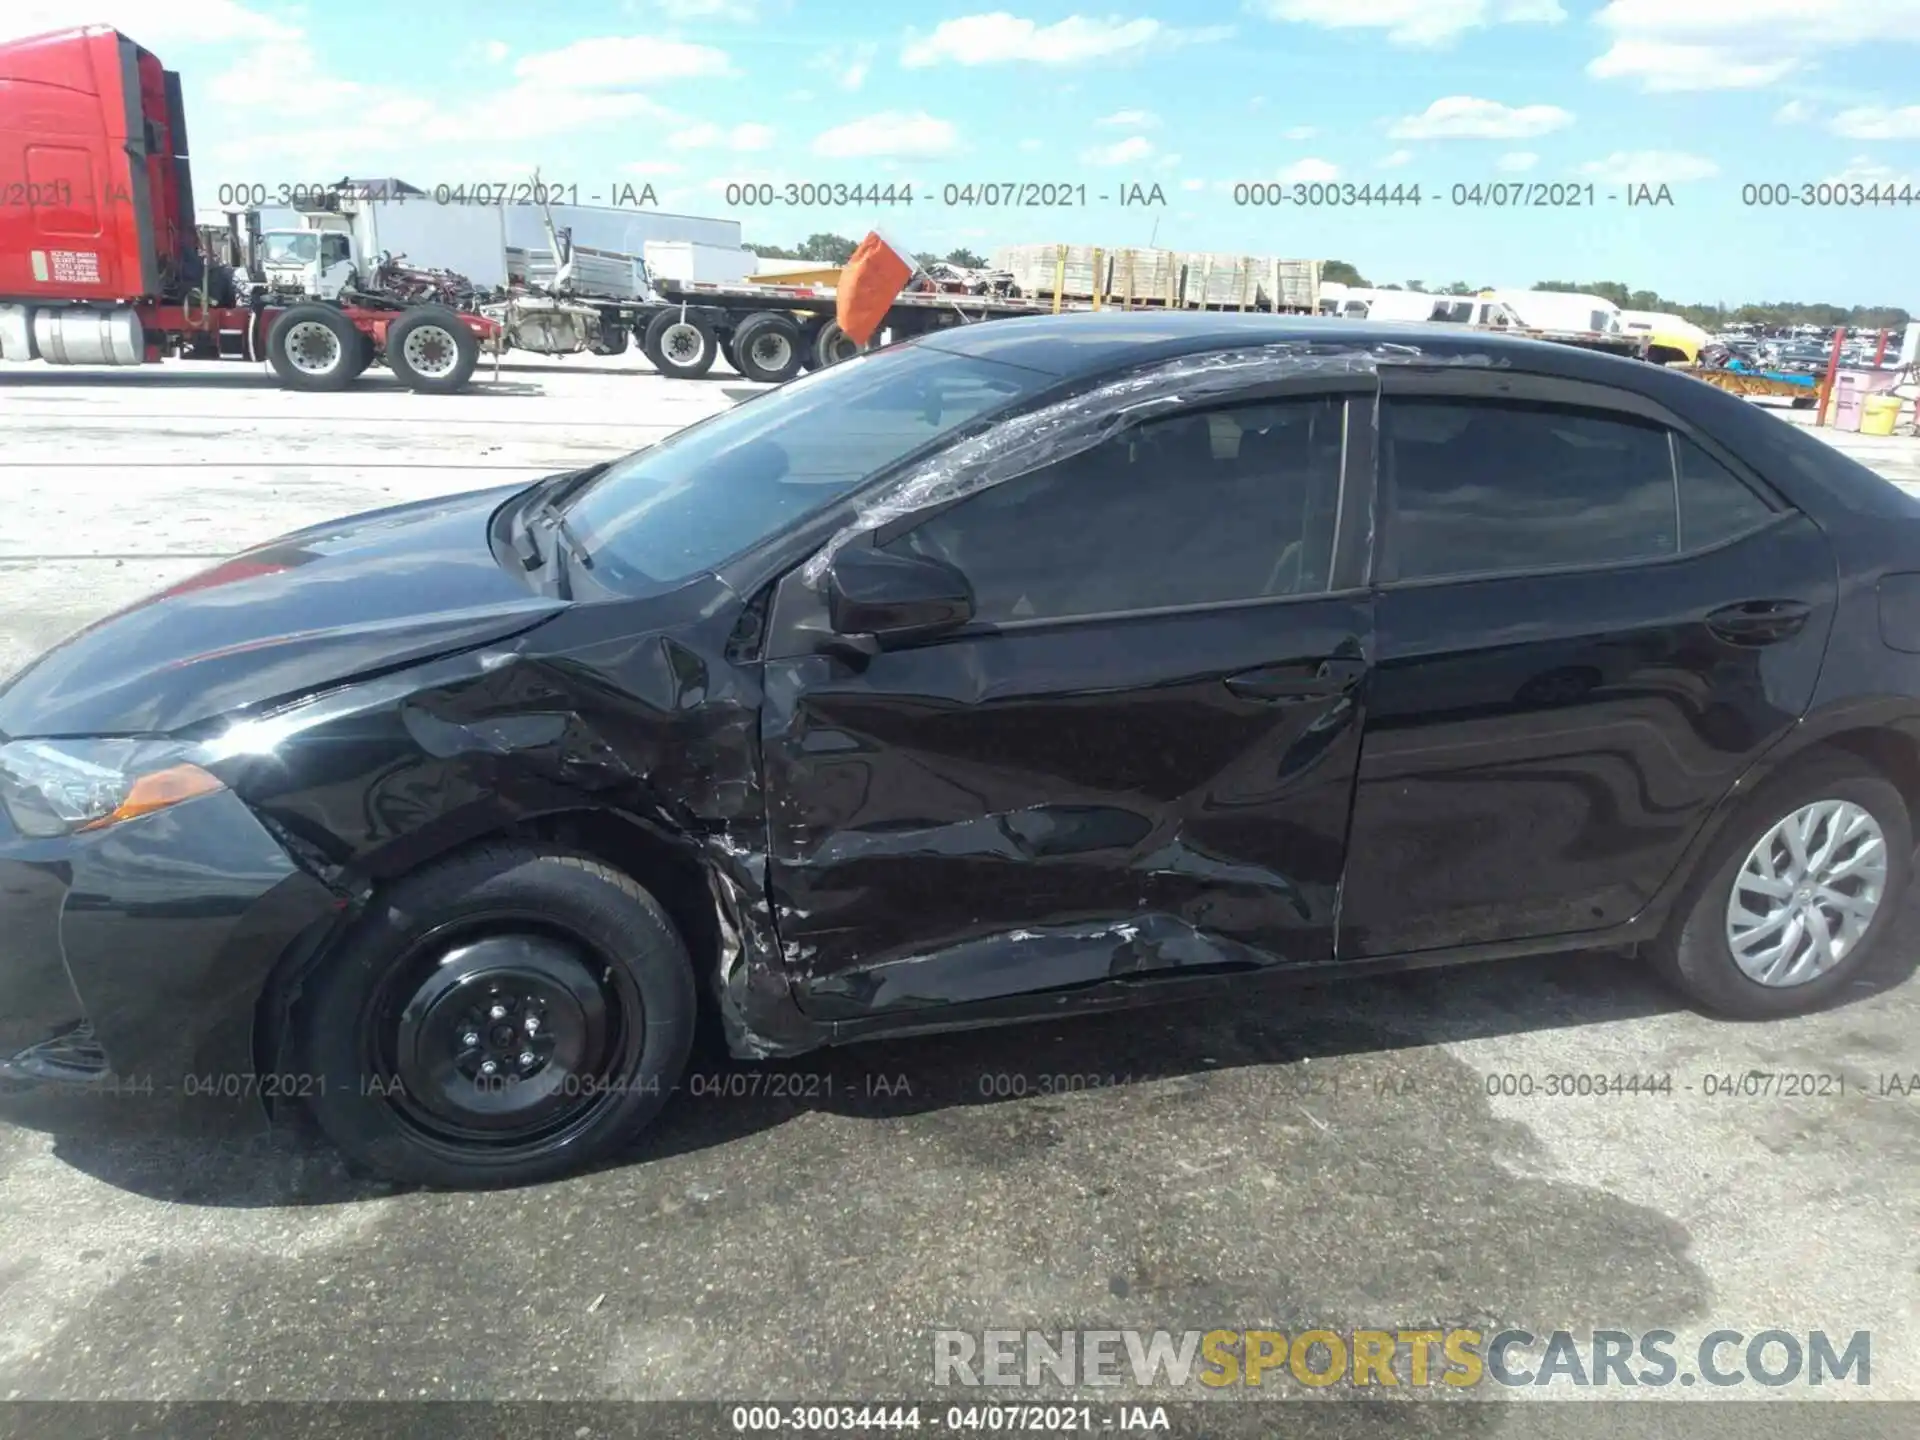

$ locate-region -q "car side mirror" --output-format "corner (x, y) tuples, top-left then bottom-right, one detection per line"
(825, 546), (974, 648)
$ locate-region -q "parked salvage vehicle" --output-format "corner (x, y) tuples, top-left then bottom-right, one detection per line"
(3, 314), (1918, 1187)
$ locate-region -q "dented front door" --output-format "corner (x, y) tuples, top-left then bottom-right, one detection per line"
(758, 386), (1376, 1022)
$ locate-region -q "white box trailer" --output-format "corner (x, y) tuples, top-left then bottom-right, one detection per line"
(642, 240), (756, 286)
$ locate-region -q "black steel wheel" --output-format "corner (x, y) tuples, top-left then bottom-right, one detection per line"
(297, 844), (696, 1187)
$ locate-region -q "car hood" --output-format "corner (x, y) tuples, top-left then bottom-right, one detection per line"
(0, 482), (567, 738)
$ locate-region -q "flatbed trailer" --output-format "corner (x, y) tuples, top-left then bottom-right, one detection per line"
(625, 279), (1649, 384)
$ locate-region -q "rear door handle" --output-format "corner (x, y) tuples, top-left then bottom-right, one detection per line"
(1225, 656), (1367, 702)
(1707, 599), (1813, 646)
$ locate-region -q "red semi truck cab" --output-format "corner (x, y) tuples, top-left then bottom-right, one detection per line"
(0, 25), (193, 305)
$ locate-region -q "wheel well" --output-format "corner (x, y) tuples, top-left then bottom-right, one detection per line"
(1809, 727), (1920, 820)
(252, 809), (725, 1094)
(518, 810), (723, 992)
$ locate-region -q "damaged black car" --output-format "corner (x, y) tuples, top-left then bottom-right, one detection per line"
(4, 313), (1920, 1187)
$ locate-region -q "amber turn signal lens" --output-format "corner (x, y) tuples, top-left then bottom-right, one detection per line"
(78, 763), (226, 831)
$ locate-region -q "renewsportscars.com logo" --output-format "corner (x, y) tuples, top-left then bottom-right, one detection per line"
(932, 1328), (1871, 1391)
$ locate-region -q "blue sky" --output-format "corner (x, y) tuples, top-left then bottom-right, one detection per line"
(7, 0), (1918, 307)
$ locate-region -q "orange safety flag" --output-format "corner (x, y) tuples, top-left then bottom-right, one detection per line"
(835, 231), (915, 346)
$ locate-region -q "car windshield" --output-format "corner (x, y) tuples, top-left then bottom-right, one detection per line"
(262, 232), (320, 264)
(558, 341), (1053, 592)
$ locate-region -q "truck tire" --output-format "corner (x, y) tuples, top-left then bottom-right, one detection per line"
(813, 319), (864, 368)
(730, 312), (804, 384)
(387, 306), (480, 394)
(265, 304), (360, 391)
(644, 310), (717, 379)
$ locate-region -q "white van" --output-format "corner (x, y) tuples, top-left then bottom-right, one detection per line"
(1425, 290), (1623, 334)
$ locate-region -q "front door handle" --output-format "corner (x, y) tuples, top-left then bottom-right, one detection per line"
(1707, 599), (1813, 646)
(1225, 656), (1367, 702)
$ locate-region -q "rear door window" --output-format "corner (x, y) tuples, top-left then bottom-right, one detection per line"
(1383, 399), (1679, 581)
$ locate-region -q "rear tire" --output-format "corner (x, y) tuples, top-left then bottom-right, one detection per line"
(296, 844), (697, 1188)
(265, 304), (359, 391)
(730, 312), (805, 383)
(813, 319), (864, 368)
(1649, 753), (1910, 1018)
(643, 310), (717, 378)
(386, 306), (480, 393)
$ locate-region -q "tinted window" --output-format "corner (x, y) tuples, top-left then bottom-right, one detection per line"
(1677, 437), (1773, 549)
(1384, 399), (1677, 581)
(561, 344), (1051, 593)
(883, 398), (1347, 622)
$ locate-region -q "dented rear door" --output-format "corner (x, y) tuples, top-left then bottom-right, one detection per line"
(758, 378), (1378, 1021)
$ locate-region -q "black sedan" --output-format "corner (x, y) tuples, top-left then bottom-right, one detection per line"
(4, 314), (1918, 1187)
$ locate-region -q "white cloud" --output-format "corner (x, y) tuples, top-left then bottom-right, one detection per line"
(1388, 96), (1573, 139)
(1281, 158), (1341, 181)
(1018, 137), (1045, 151)
(482, 39), (510, 63)
(1588, 0), (1920, 93)
(1497, 150), (1539, 170)
(1827, 154), (1920, 186)
(1181, 177), (1207, 191)
(901, 13), (1232, 67)
(1083, 136), (1157, 165)
(626, 160), (685, 176)
(1578, 150), (1720, 182)
(1284, 125), (1318, 140)
(1098, 109), (1161, 127)
(1254, 0), (1565, 46)
(1587, 41), (1792, 91)
(813, 40), (881, 91)
(1379, 149), (1414, 167)
(667, 122), (777, 151)
(514, 37), (734, 86)
(1831, 105), (1920, 139)
(813, 112), (960, 158)
(790, 88), (818, 102)
(1774, 99), (1815, 123)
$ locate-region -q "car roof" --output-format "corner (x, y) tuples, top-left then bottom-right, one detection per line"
(911, 311), (1635, 383)
(908, 312), (1917, 525)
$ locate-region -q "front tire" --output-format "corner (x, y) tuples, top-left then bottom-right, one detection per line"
(296, 845), (697, 1188)
(1650, 754), (1910, 1018)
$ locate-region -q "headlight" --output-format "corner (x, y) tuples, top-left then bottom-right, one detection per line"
(0, 739), (225, 839)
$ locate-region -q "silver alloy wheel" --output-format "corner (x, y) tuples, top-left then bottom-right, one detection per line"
(401, 324), (459, 378)
(284, 321), (343, 375)
(748, 330), (792, 372)
(661, 322), (706, 365)
(1725, 798), (1887, 986)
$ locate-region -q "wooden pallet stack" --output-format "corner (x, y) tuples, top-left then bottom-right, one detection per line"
(1266, 258), (1323, 312)
(994, 244), (1108, 300)
(1177, 252), (1266, 309)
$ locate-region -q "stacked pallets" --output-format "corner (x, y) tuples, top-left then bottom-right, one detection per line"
(991, 244), (1322, 311)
